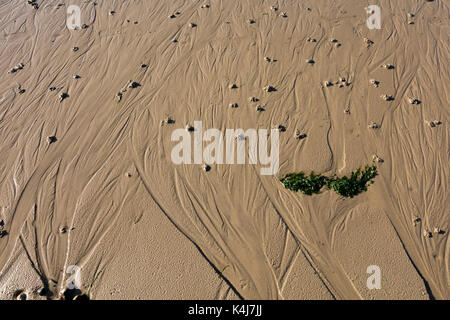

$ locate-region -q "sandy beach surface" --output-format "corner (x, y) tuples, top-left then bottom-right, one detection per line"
(0, 0), (448, 300)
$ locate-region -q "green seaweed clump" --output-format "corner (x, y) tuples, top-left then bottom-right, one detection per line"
(325, 165), (378, 198)
(279, 172), (328, 195)
(280, 165), (378, 198)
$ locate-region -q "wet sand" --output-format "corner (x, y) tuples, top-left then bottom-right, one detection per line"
(0, 0), (448, 299)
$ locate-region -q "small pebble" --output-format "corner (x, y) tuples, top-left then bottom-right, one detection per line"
(423, 230), (432, 238)
(368, 122), (380, 129)
(408, 97), (421, 104)
(263, 85), (276, 92)
(370, 79), (380, 87)
(381, 94), (394, 101)
(294, 130), (307, 140)
(47, 136), (57, 144)
(373, 154), (384, 163)
(381, 64), (395, 69)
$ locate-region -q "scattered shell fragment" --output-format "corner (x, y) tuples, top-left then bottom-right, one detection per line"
(248, 19), (256, 24)
(433, 227), (441, 234)
(229, 83), (238, 89)
(408, 20), (415, 25)
(408, 13), (415, 18)
(72, 46), (79, 52)
(330, 38), (338, 43)
(0, 220), (7, 238)
(229, 103), (238, 108)
(249, 97), (259, 102)
(72, 74), (80, 79)
(201, 4), (210, 9)
(294, 130), (307, 140)
(171, 38), (178, 43)
(115, 92), (122, 102)
(305, 58), (315, 64)
(344, 108), (351, 115)
(306, 37), (317, 43)
(408, 97), (421, 104)
(264, 56), (272, 62)
(109, 10), (115, 16)
(186, 125), (195, 132)
(270, 6), (278, 11)
(169, 14), (176, 19)
(423, 230), (432, 238)
(202, 164), (211, 172)
(189, 23), (197, 28)
(381, 94), (394, 101)
(364, 38), (374, 47)
(381, 64), (395, 69)
(256, 105), (265, 112)
(369, 79), (380, 87)
(373, 154), (384, 163)
(81, 24), (89, 29)
(413, 217), (421, 226)
(8, 62), (24, 74)
(128, 81), (141, 89)
(324, 81), (333, 87)
(427, 120), (442, 127)
(28, 0), (38, 9)
(59, 226), (67, 234)
(368, 122), (380, 129)
(163, 117), (175, 124)
(47, 136), (57, 144)
(280, 12), (288, 18)
(263, 85), (276, 92)
(59, 92), (69, 102)
(277, 125), (286, 132)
